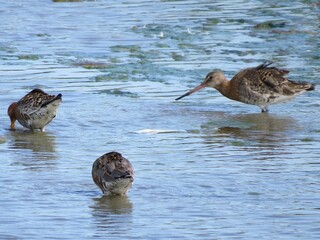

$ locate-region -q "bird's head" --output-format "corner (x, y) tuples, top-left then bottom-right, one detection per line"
(7, 102), (18, 130)
(175, 70), (226, 100)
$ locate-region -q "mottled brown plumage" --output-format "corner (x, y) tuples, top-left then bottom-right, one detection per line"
(176, 62), (315, 112)
(92, 152), (134, 196)
(8, 89), (62, 131)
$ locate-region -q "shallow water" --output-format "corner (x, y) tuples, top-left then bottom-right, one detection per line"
(0, 0), (320, 239)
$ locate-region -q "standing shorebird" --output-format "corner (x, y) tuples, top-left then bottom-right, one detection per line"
(175, 62), (315, 112)
(7, 89), (62, 132)
(92, 152), (134, 196)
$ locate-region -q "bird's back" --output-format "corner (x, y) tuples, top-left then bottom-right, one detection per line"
(230, 62), (314, 108)
(16, 89), (62, 130)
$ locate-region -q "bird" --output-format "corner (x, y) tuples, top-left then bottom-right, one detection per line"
(7, 88), (62, 132)
(92, 151), (134, 196)
(175, 62), (315, 112)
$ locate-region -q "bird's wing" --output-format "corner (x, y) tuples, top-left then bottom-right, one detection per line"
(93, 153), (134, 183)
(234, 64), (293, 96)
(18, 90), (61, 115)
(113, 157), (134, 179)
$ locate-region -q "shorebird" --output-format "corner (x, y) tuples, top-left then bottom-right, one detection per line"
(7, 89), (62, 132)
(176, 62), (315, 112)
(92, 152), (134, 196)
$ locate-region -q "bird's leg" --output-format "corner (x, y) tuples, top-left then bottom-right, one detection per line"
(9, 121), (16, 131)
(261, 107), (269, 113)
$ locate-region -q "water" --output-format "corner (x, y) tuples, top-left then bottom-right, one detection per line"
(0, 0), (320, 239)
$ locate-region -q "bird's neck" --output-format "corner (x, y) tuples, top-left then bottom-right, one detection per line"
(214, 79), (239, 101)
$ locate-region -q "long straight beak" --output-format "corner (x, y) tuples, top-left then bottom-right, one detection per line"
(175, 82), (206, 101)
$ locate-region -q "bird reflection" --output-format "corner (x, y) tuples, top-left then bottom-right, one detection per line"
(91, 195), (133, 215)
(90, 195), (133, 234)
(201, 113), (297, 149)
(233, 113), (296, 132)
(7, 130), (57, 169)
(8, 130), (56, 154)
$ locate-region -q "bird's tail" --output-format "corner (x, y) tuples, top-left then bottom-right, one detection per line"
(306, 84), (315, 91)
(292, 81), (315, 92)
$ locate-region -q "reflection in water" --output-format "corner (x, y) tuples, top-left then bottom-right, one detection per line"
(7, 130), (57, 169)
(90, 195), (133, 236)
(91, 195), (133, 215)
(9, 131), (56, 153)
(233, 113), (296, 132)
(201, 113), (297, 150)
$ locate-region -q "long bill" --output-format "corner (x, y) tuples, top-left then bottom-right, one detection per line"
(175, 82), (206, 101)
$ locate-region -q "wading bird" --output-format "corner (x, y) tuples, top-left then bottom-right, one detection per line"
(176, 62), (315, 112)
(8, 89), (62, 131)
(92, 151), (134, 196)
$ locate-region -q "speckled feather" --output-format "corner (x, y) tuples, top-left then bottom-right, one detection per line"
(8, 89), (62, 131)
(231, 62), (313, 104)
(92, 152), (134, 195)
(17, 89), (61, 114)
